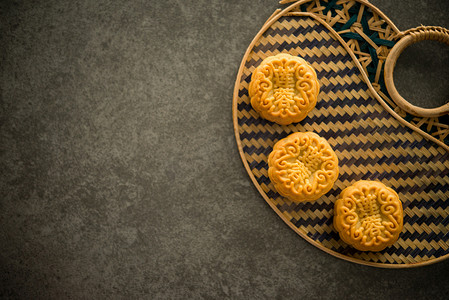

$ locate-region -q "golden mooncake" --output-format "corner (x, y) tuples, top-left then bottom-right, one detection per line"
(248, 53), (319, 125)
(268, 132), (339, 202)
(334, 180), (404, 252)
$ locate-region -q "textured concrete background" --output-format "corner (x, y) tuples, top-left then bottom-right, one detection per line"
(1, 0), (449, 299)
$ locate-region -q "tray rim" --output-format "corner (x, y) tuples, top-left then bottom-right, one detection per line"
(232, 2), (449, 268)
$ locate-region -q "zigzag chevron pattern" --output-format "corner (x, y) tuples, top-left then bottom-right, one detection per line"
(282, 0), (449, 147)
(236, 16), (449, 265)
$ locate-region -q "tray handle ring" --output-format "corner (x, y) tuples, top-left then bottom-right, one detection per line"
(384, 26), (449, 117)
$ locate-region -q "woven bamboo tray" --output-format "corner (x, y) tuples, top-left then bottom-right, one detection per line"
(233, 0), (449, 268)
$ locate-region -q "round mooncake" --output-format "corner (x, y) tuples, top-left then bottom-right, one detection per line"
(248, 53), (319, 125)
(268, 132), (339, 202)
(334, 180), (404, 252)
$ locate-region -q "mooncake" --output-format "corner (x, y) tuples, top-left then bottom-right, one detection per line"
(268, 132), (339, 202)
(334, 180), (403, 252)
(248, 53), (319, 125)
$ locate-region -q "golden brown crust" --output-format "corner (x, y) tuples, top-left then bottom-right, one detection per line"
(249, 53), (319, 125)
(268, 132), (339, 202)
(334, 180), (403, 252)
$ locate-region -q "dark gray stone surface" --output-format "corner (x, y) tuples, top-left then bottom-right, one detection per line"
(1, 0), (448, 299)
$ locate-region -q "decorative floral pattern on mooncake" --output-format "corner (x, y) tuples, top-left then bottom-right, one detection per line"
(249, 53), (319, 125)
(268, 132), (339, 202)
(334, 180), (404, 252)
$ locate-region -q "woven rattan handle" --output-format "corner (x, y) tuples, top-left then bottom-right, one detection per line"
(384, 26), (449, 117)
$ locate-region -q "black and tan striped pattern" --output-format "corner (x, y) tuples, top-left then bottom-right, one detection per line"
(279, 0), (449, 147)
(235, 15), (449, 266)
